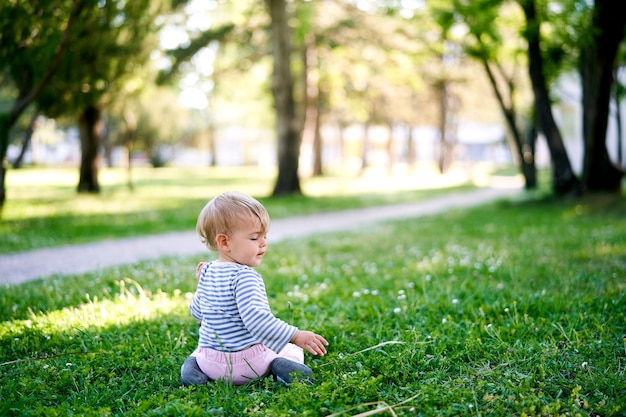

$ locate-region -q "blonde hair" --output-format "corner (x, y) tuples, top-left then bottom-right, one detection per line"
(196, 191), (270, 251)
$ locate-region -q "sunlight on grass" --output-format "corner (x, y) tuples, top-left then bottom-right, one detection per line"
(6, 167), (79, 188)
(4, 166), (277, 220)
(0, 280), (188, 341)
(302, 162), (484, 196)
(4, 162), (507, 220)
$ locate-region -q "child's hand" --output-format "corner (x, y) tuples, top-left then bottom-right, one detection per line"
(291, 330), (329, 356)
(196, 262), (207, 280)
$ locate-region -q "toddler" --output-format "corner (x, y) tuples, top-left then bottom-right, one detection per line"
(180, 191), (328, 387)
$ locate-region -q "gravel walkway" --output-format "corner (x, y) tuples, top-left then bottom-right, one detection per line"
(0, 186), (521, 285)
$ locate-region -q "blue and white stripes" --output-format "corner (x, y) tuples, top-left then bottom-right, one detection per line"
(190, 261), (297, 353)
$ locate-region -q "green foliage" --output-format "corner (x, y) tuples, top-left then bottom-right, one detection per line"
(157, 23), (236, 85)
(1, 186), (624, 416)
(0, 0), (75, 87)
(36, 0), (163, 117)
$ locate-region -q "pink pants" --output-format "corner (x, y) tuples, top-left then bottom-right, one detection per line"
(192, 343), (304, 386)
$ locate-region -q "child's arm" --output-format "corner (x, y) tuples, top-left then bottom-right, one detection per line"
(196, 262), (207, 280)
(291, 330), (329, 356)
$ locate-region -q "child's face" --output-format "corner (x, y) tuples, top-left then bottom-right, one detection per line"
(219, 215), (267, 267)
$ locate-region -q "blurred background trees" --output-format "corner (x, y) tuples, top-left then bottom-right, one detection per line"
(1, 0), (625, 214)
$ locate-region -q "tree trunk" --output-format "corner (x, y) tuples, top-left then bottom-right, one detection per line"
(386, 122), (394, 175)
(208, 124), (217, 167)
(122, 109), (136, 190)
(302, 32), (323, 176)
(437, 80), (449, 174)
(360, 121), (370, 174)
(266, 0), (301, 196)
(613, 69), (624, 169)
(519, 0), (581, 196)
(338, 120), (346, 163)
(580, 0), (625, 193)
(521, 120), (538, 189)
(77, 105), (101, 193)
(616, 81), (623, 168)
(312, 99), (323, 176)
(0, 113), (17, 216)
(480, 56), (536, 189)
(406, 124), (416, 172)
(12, 112), (39, 169)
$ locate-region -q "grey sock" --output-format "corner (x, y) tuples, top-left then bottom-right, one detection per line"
(180, 356), (209, 387)
(270, 358), (314, 387)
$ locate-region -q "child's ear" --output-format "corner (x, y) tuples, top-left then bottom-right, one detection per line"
(216, 233), (229, 250)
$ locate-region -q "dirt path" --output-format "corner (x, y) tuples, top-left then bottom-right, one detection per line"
(0, 186), (521, 285)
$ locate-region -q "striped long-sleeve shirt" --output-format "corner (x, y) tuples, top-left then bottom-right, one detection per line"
(190, 261), (297, 353)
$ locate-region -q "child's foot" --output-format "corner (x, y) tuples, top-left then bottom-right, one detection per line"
(270, 358), (314, 387)
(180, 356), (209, 386)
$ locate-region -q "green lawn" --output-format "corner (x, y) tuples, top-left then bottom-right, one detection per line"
(1, 165), (482, 253)
(1, 176), (624, 416)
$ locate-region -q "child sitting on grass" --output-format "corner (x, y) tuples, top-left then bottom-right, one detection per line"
(180, 191), (328, 387)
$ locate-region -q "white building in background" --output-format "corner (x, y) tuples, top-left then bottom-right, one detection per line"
(6, 119), (80, 166)
(552, 72), (626, 175)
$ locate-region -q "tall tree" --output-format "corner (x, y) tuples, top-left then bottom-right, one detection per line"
(0, 0), (83, 214)
(265, 0), (301, 195)
(295, 1), (323, 176)
(34, 0), (162, 193)
(579, 0), (626, 193)
(447, 0), (537, 189)
(518, 0), (581, 195)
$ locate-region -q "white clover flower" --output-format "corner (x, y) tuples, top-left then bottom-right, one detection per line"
(442, 318), (447, 323)
(452, 299), (459, 304)
(352, 291), (361, 298)
(393, 307), (402, 314)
